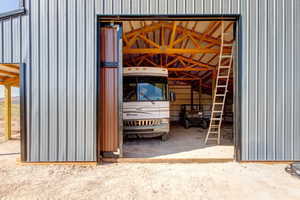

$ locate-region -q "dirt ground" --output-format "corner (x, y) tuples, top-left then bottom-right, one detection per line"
(124, 125), (234, 158)
(1, 141), (300, 200)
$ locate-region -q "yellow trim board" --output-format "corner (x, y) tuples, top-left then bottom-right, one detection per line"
(16, 158), (98, 166)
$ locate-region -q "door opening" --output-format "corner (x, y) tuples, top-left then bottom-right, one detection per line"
(98, 16), (240, 161)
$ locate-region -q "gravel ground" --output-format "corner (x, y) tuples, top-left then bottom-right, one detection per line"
(1, 141), (300, 200)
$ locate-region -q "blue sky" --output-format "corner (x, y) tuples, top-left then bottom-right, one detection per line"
(0, 0), (20, 13)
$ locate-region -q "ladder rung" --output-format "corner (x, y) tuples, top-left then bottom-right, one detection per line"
(208, 131), (219, 134)
(207, 138), (218, 141)
(214, 103), (224, 105)
(211, 118), (222, 120)
(219, 66), (231, 69)
(217, 85), (227, 88)
(221, 55), (232, 58)
(223, 43), (233, 47)
(215, 94), (226, 97)
(212, 111), (223, 113)
(210, 125), (220, 128)
(217, 76), (229, 79)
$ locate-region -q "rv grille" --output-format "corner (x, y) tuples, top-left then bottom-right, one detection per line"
(124, 119), (161, 127)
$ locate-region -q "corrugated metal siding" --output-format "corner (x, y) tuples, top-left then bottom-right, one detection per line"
(0, 0), (299, 161)
(96, 0), (240, 15)
(0, 0), (97, 162)
(241, 0), (300, 160)
(96, 0), (300, 161)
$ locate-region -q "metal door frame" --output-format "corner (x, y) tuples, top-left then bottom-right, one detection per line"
(97, 15), (242, 161)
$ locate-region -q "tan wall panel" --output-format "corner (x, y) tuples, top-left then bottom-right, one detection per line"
(169, 85), (212, 121)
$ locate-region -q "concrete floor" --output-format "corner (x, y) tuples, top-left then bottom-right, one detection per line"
(123, 124), (234, 159)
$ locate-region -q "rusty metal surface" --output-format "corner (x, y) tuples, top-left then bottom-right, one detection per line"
(100, 27), (118, 63)
(99, 68), (119, 152)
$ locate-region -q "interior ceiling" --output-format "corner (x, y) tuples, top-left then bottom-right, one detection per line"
(0, 64), (19, 87)
(122, 20), (235, 92)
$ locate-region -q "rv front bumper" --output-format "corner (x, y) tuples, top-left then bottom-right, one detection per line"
(123, 119), (170, 135)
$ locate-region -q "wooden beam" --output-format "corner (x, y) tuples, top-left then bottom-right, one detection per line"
(170, 55), (216, 70)
(168, 77), (200, 81)
(124, 47), (229, 55)
(3, 77), (19, 86)
(138, 34), (160, 48)
(169, 21), (178, 47)
(125, 22), (223, 46)
(4, 85), (12, 140)
(0, 64), (19, 70)
(167, 67), (208, 72)
(0, 69), (19, 77)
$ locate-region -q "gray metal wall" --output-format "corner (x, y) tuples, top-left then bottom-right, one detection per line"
(240, 0), (300, 161)
(0, 0), (97, 162)
(97, 0), (300, 161)
(0, 0), (299, 161)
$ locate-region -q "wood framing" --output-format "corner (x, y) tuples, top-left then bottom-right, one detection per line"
(4, 85), (12, 140)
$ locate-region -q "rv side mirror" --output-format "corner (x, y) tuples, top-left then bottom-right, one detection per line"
(169, 91), (176, 102)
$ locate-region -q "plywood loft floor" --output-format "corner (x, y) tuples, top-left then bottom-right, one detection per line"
(123, 125), (234, 159)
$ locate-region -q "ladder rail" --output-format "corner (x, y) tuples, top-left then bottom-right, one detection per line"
(205, 21), (234, 145)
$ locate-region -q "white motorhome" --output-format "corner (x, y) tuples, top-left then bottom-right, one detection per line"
(123, 67), (171, 140)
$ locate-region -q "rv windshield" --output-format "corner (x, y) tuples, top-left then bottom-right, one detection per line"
(124, 76), (168, 102)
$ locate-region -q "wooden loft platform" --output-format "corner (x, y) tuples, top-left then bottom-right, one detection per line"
(0, 64), (20, 141)
(122, 20), (235, 94)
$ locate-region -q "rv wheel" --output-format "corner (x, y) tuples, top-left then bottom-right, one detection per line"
(184, 120), (190, 129)
(161, 133), (169, 141)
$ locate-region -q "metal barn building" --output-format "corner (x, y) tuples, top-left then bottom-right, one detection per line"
(0, 0), (299, 163)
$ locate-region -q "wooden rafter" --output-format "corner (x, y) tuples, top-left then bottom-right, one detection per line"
(169, 21), (178, 47)
(0, 70), (19, 77)
(124, 47), (230, 55)
(168, 77), (200, 81)
(0, 64), (19, 70)
(125, 22), (223, 47)
(169, 55), (216, 70)
(138, 34), (160, 48)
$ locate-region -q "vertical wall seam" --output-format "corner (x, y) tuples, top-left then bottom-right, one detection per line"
(282, 0), (286, 159)
(255, 0), (259, 160)
(38, 0), (41, 161)
(47, 0), (50, 161)
(264, 0), (268, 160)
(246, 0), (250, 160)
(75, 0), (78, 160)
(65, 0), (69, 161)
(10, 18), (13, 63)
(84, 0), (87, 160)
(273, 0), (276, 160)
(56, 0), (60, 161)
(93, 0), (96, 160)
(28, 0), (32, 161)
(20, 17), (22, 64)
(291, 0), (294, 160)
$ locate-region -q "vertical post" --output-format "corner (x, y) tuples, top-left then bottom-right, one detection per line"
(212, 70), (217, 98)
(4, 85), (12, 141)
(190, 84), (194, 110)
(199, 79), (202, 105)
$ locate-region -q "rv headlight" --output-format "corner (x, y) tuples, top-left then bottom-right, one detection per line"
(161, 118), (169, 124)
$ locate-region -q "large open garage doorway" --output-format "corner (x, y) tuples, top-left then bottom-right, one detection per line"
(98, 16), (239, 161)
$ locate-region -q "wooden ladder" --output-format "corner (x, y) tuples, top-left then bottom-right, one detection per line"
(205, 21), (234, 145)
